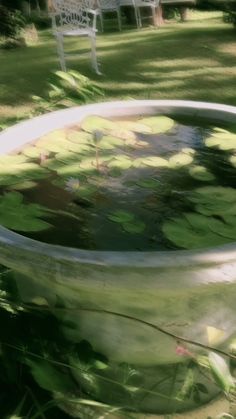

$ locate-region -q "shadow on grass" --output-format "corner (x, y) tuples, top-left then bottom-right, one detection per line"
(0, 17), (236, 111)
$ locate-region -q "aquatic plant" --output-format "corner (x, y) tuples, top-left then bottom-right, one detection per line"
(162, 186), (236, 249)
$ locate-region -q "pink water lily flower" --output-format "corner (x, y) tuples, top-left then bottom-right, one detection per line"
(65, 177), (80, 193)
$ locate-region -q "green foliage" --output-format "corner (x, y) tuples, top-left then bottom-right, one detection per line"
(108, 210), (145, 234)
(0, 6), (26, 40)
(0, 191), (52, 232)
(32, 70), (104, 115)
(162, 186), (236, 249)
(208, 352), (235, 394)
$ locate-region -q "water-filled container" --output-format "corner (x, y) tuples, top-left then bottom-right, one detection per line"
(0, 100), (236, 414)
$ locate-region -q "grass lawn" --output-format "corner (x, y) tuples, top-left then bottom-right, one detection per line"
(0, 10), (236, 126)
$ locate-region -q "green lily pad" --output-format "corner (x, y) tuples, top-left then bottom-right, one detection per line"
(189, 165), (215, 181)
(117, 120), (152, 134)
(109, 168), (122, 177)
(142, 156), (169, 168)
(229, 154), (236, 167)
(190, 186), (236, 204)
(138, 116), (175, 134)
(182, 148), (196, 155)
(9, 181), (38, 190)
(213, 127), (229, 134)
(81, 116), (116, 133)
(74, 184), (97, 198)
(79, 158), (98, 173)
(43, 157), (66, 171)
(132, 158), (146, 169)
(35, 139), (71, 153)
(68, 142), (92, 154)
(108, 155), (132, 170)
(205, 130), (236, 150)
(122, 220), (145, 234)
(162, 216), (227, 249)
(0, 162), (49, 181)
(189, 186), (236, 217)
(36, 129), (67, 144)
(136, 178), (161, 189)
(56, 163), (82, 177)
(0, 191), (51, 232)
(169, 153), (193, 169)
(110, 128), (137, 142)
(98, 135), (124, 150)
(0, 155), (28, 165)
(55, 151), (79, 164)
(208, 217), (236, 240)
(108, 210), (134, 223)
(67, 131), (93, 144)
(22, 146), (49, 159)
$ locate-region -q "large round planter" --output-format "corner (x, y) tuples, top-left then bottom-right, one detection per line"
(0, 100), (236, 415)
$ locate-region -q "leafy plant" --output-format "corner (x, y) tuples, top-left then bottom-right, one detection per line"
(32, 70), (104, 115)
(0, 5), (26, 40)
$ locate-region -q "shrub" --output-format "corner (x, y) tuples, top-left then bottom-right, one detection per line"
(0, 5), (26, 39)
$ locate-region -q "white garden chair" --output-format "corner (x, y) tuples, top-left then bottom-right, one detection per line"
(136, 0), (160, 27)
(120, 0), (160, 28)
(50, 0), (101, 74)
(97, 0), (122, 31)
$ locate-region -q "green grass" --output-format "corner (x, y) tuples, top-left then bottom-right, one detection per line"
(0, 10), (236, 125)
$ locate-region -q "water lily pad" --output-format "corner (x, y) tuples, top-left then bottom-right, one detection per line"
(117, 120), (152, 134)
(184, 213), (211, 230)
(213, 127), (229, 134)
(138, 116), (175, 133)
(108, 210), (134, 223)
(142, 156), (169, 168)
(189, 186), (236, 217)
(35, 139), (71, 153)
(22, 146), (49, 159)
(55, 151), (79, 164)
(43, 158), (66, 171)
(182, 148), (196, 155)
(208, 217), (236, 240)
(0, 162), (49, 181)
(109, 168), (122, 177)
(123, 220), (145, 234)
(36, 130), (67, 144)
(68, 143), (92, 154)
(98, 135), (124, 150)
(205, 131), (236, 150)
(110, 127), (137, 142)
(189, 165), (215, 181)
(9, 181), (38, 190)
(169, 153), (193, 169)
(56, 163), (82, 177)
(136, 178), (161, 189)
(162, 216), (227, 249)
(81, 116), (116, 133)
(74, 184), (97, 199)
(79, 158), (98, 173)
(0, 174), (22, 186)
(0, 155), (28, 165)
(67, 131), (93, 144)
(0, 191), (51, 232)
(108, 156), (132, 170)
(229, 154), (236, 167)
